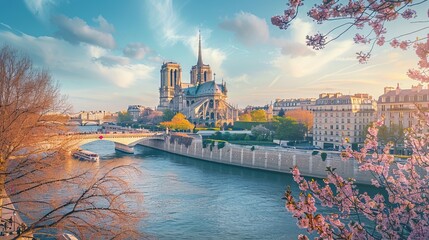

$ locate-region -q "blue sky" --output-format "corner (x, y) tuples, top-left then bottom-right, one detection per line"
(0, 0), (426, 112)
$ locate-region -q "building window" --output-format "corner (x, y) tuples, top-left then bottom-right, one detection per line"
(170, 69), (173, 87)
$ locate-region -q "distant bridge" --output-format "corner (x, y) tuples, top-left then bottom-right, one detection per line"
(68, 118), (104, 126)
(68, 132), (165, 153)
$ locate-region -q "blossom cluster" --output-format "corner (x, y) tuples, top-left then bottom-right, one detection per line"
(285, 114), (429, 239)
(407, 36), (429, 82)
(272, 0), (428, 70)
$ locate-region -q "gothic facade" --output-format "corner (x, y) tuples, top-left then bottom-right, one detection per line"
(158, 33), (238, 127)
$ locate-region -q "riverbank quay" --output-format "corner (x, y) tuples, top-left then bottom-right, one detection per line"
(0, 195), (31, 239)
(139, 135), (374, 185)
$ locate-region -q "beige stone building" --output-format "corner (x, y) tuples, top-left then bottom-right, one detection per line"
(378, 84), (429, 128)
(313, 93), (377, 150)
(273, 98), (316, 115)
(158, 33), (238, 127)
(127, 105), (146, 122)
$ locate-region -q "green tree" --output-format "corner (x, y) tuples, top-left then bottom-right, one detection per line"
(117, 111), (132, 123)
(378, 124), (406, 154)
(278, 108), (285, 117)
(273, 116), (306, 141)
(160, 112), (194, 131)
(251, 125), (271, 141)
(162, 109), (175, 122)
(250, 109), (267, 122)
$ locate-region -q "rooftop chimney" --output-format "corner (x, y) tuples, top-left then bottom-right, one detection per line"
(384, 86), (394, 94)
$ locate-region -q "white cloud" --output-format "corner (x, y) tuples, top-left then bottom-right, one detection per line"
(185, 32), (227, 76)
(52, 14), (116, 49)
(93, 15), (114, 33)
(146, 0), (185, 45)
(0, 22), (12, 30)
(123, 43), (150, 60)
(0, 31), (154, 88)
(289, 18), (313, 42)
(270, 37), (315, 57)
(229, 74), (250, 85)
(24, 0), (57, 22)
(219, 12), (269, 46)
(146, 0), (227, 76)
(94, 55), (131, 66)
(269, 18), (315, 57)
(268, 18), (354, 78)
(272, 40), (354, 78)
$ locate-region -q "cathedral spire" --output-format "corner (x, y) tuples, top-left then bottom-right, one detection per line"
(197, 30), (203, 66)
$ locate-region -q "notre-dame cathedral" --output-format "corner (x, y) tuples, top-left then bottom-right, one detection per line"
(158, 33), (238, 127)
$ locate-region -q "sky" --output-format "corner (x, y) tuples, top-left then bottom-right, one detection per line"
(0, 0), (427, 112)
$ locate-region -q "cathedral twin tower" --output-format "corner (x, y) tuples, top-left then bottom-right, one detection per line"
(158, 32), (238, 127)
(159, 33), (213, 109)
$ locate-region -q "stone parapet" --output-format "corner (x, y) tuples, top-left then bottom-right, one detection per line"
(139, 137), (373, 185)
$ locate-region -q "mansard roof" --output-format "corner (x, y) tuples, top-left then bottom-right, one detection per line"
(378, 88), (429, 103)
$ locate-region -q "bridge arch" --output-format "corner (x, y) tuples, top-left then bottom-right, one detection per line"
(70, 133), (165, 154)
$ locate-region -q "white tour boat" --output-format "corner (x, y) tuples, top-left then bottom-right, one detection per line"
(72, 149), (99, 162)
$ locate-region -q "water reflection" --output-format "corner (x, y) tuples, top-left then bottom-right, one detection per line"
(45, 128), (379, 239)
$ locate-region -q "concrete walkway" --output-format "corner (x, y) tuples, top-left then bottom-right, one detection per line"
(0, 196), (28, 238)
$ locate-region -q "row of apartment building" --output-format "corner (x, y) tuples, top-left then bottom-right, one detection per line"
(273, 84), (429, 150)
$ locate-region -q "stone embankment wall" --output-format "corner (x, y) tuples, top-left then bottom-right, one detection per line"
(139, 137), (373, 185)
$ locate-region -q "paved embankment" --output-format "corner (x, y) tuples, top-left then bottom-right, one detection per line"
(139, 137), (373, 185)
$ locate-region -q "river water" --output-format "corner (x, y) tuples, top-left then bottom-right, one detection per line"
(66, 126), (375, 239)
(82, 140), (305, 239)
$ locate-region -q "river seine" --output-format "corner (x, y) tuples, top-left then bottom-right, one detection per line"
(82, 140), (306, 239)
(72, 127), (375, 239)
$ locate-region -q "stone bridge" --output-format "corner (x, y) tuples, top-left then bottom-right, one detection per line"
(69, 132), (165, 153)
(68, 118), (103, 126)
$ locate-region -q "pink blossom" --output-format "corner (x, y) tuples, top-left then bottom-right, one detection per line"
(401, 9), (417, 19)
(399, 40), (410, 50)
(273, 2), (429, 239)
(369, 20), (386, 36)
(297, 234), (308, 240)
(376, 36), (386, 46)
(297, 217), (309, 228)
(390, 38), (400, 48)
(356, 51), (371, 64)
(271, 15), (290, 29)
(306, 33), (326, 50)
(353, 33), (369, 44)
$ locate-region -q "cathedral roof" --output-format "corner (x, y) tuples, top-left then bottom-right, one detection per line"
(184, 81), (225, 97)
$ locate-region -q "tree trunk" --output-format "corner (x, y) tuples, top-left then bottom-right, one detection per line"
(0, 161), (5, 219)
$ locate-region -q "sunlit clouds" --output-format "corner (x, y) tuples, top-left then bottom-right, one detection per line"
(0, 0), (422, 110)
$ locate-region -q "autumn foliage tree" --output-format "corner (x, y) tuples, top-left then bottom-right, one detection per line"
(160, 112), (194, 131)
(239, 113), (252, 122)
(0, 46), (143, 239)
(250, 109), (268, 122)
(273, 1), (429, 239)
(285, 109), (314, 133)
